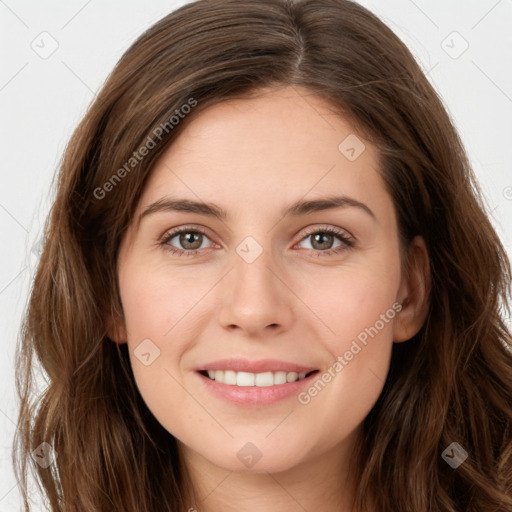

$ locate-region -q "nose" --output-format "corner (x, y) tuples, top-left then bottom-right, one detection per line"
(217, 242), (294, 337)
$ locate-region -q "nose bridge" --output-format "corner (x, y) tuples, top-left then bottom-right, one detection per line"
(231, 234), (280, 300)
(218, 234), (292, 332)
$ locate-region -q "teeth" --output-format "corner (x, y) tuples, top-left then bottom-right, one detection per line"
(255, 372), (273, 387)
(224, 370), (237, 385)
(237, 371), (255, 386)
(204, 370), (309, 386)
(286, 372), (298, 382)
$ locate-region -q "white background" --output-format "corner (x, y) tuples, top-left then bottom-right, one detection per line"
(1, 0), (511, 509)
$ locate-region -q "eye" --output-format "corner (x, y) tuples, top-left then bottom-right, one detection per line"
(159, 226), (215, 256)
(295, 226), (354, 257)
(159, 225), (355, 257)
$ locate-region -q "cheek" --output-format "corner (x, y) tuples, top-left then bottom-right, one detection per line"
(295, 342), (392, 461)
(293, 304), (396, 459)
(118, 268), (201, 416)
(293, 255), (400, 350)
(119, 264), (207, 345)
(290, 260), (399, 431)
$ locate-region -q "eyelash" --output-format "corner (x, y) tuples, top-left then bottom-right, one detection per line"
(158, 225), (355, 258)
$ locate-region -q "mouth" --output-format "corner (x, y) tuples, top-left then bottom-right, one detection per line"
(198, 369), (319, 387)
(195, 359), (320, 406)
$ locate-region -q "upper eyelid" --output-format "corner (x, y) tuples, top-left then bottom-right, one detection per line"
(299, 224), (353, 240)
(161, 224), (214, 243)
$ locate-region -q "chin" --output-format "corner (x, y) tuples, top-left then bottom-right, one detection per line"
(189, 437), (308, 474)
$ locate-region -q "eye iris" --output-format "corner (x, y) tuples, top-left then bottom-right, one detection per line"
(180, 232), (202, 250)
(311, 232), (333, 250)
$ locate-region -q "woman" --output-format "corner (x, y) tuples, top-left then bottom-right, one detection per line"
(14, 0), (512, 510)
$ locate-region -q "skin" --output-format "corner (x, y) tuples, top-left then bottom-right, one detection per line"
(110, 85), (430, 512)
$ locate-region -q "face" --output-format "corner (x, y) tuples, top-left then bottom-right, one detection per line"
(114, 85), (424, 476)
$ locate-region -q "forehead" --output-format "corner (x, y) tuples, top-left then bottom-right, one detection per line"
(135, 85), (389, 222)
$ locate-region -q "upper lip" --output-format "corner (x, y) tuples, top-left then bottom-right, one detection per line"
(198, 358), (317, 374)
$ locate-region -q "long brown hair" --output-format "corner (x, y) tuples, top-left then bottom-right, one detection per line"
(13, 0), (512, 510)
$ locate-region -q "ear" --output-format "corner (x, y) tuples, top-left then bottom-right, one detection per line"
(393, 235), (431, 343)
(106, 305), (128, 344)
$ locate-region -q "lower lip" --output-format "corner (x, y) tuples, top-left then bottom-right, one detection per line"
(196, 371), (318, 406)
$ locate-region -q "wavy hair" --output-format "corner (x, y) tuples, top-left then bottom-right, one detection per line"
(13, 0), (512, 510)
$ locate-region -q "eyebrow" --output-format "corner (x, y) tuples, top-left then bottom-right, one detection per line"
(138, 194), (376, 224)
